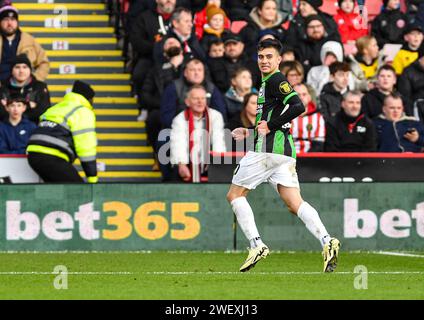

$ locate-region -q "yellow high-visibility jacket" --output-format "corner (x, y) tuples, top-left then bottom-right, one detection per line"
(27, 92), (97, 182)
(392, 45), (420, 75)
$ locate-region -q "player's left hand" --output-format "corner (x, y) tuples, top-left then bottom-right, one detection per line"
(257, 121), (270, 136)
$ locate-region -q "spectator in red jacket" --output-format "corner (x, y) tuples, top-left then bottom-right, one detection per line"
(334, 0), (368, 45)
(194, 0), (230, 40)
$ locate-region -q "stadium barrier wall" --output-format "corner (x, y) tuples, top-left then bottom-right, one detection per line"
(0, 156), (41, 183)
(1, 183), (423, 251)
(209, 152), (424, 182)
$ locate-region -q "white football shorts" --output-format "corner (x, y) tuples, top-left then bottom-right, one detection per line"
(231, 151), (300, 191)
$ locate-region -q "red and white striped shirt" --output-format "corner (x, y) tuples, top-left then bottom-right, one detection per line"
(291, 111), (326, 153)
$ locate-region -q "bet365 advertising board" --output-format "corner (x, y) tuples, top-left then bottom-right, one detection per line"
(0, 183), (423, 251)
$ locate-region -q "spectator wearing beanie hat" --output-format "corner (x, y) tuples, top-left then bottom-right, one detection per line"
(27, 80), (98, 183)
(0, 5), (49, 82)
(286, 0), (341, 48)
(0, 53), (50, 124)
(200, 5), (229, 53)
(334, 0), (368, 44)
(371, 0), (408, 48)
(194, 1), (231, 40)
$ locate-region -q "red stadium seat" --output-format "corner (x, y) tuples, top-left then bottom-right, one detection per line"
(320, 0), (338, 16)
(366, 0), (383, 21)
(231, 20), (247, 34)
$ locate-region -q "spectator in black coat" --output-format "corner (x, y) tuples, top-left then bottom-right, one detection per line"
(324, 90), (377, 152)
(371, 0), (409, 48)
(223, 0), (260, 21)
(154, 7), (206, 64)
(361, 64), (412, 119)
(239, 0), (288, 58)
(295, 15), (342, 74)
(129, 0), (176, 98)
(398, 49), (424, 109)
(160, 58), (227, 128)
(0, 54), (50, 124)
(141, 37), (185, 152)
(319, 62), (350, 120)
(286, 0), (341, 48)
(207, 32), (260, 93)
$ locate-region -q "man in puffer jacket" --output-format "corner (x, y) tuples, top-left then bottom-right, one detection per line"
(374, 92), (424, 152)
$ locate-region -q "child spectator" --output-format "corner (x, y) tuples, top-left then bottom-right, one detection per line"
(200, 5), (228, 52)
(392, 23), (424, 75)
(194, 0), (231, 40)
(208, 38), (225, 58)
(0, 93), (36, 154)
(349, 35), (385, 91)
(224, 68), (256, 119)
(334, 0), (368, 44)
(320, 61), (351, 120)
(372, 0), (409, 48)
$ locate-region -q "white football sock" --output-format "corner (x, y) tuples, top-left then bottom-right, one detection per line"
(297, 201), (330, 248)
(231, 197), (262, 248)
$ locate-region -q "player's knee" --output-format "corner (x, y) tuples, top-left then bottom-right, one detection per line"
(226, 191), (237, 203)
(286, 200), (302, 215)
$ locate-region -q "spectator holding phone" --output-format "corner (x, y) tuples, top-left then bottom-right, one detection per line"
(373, 92), (424, 152)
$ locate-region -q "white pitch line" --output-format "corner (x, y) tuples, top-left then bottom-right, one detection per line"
(0, 272), (133, 275)
(370, 251), (424, 258)
(143, 271), (424, 275)
(0, 271), (423, 276)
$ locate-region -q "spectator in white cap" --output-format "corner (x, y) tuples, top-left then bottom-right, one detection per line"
(0, 5), (49, 81)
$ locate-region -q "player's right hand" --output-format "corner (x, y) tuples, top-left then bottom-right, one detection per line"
(231, 128), (250, 141)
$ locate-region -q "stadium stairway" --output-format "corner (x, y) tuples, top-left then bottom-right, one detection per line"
(15, 0), (162, 182)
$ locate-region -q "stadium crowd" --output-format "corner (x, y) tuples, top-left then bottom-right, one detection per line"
(1, 0), (424, 183)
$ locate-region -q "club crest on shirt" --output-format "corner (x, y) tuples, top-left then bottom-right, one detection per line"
(279, 81), (293, 95)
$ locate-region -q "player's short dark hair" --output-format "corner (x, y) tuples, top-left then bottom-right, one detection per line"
(329, 61), (351, 75)
(257, 38), (283, 55)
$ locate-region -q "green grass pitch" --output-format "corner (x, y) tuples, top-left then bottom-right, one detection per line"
(0, 251), (423, 299)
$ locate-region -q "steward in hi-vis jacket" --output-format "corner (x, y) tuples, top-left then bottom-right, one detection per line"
(27, 80), (97, 183)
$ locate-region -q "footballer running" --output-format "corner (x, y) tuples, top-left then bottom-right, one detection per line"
(227, 39), (340, 273)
